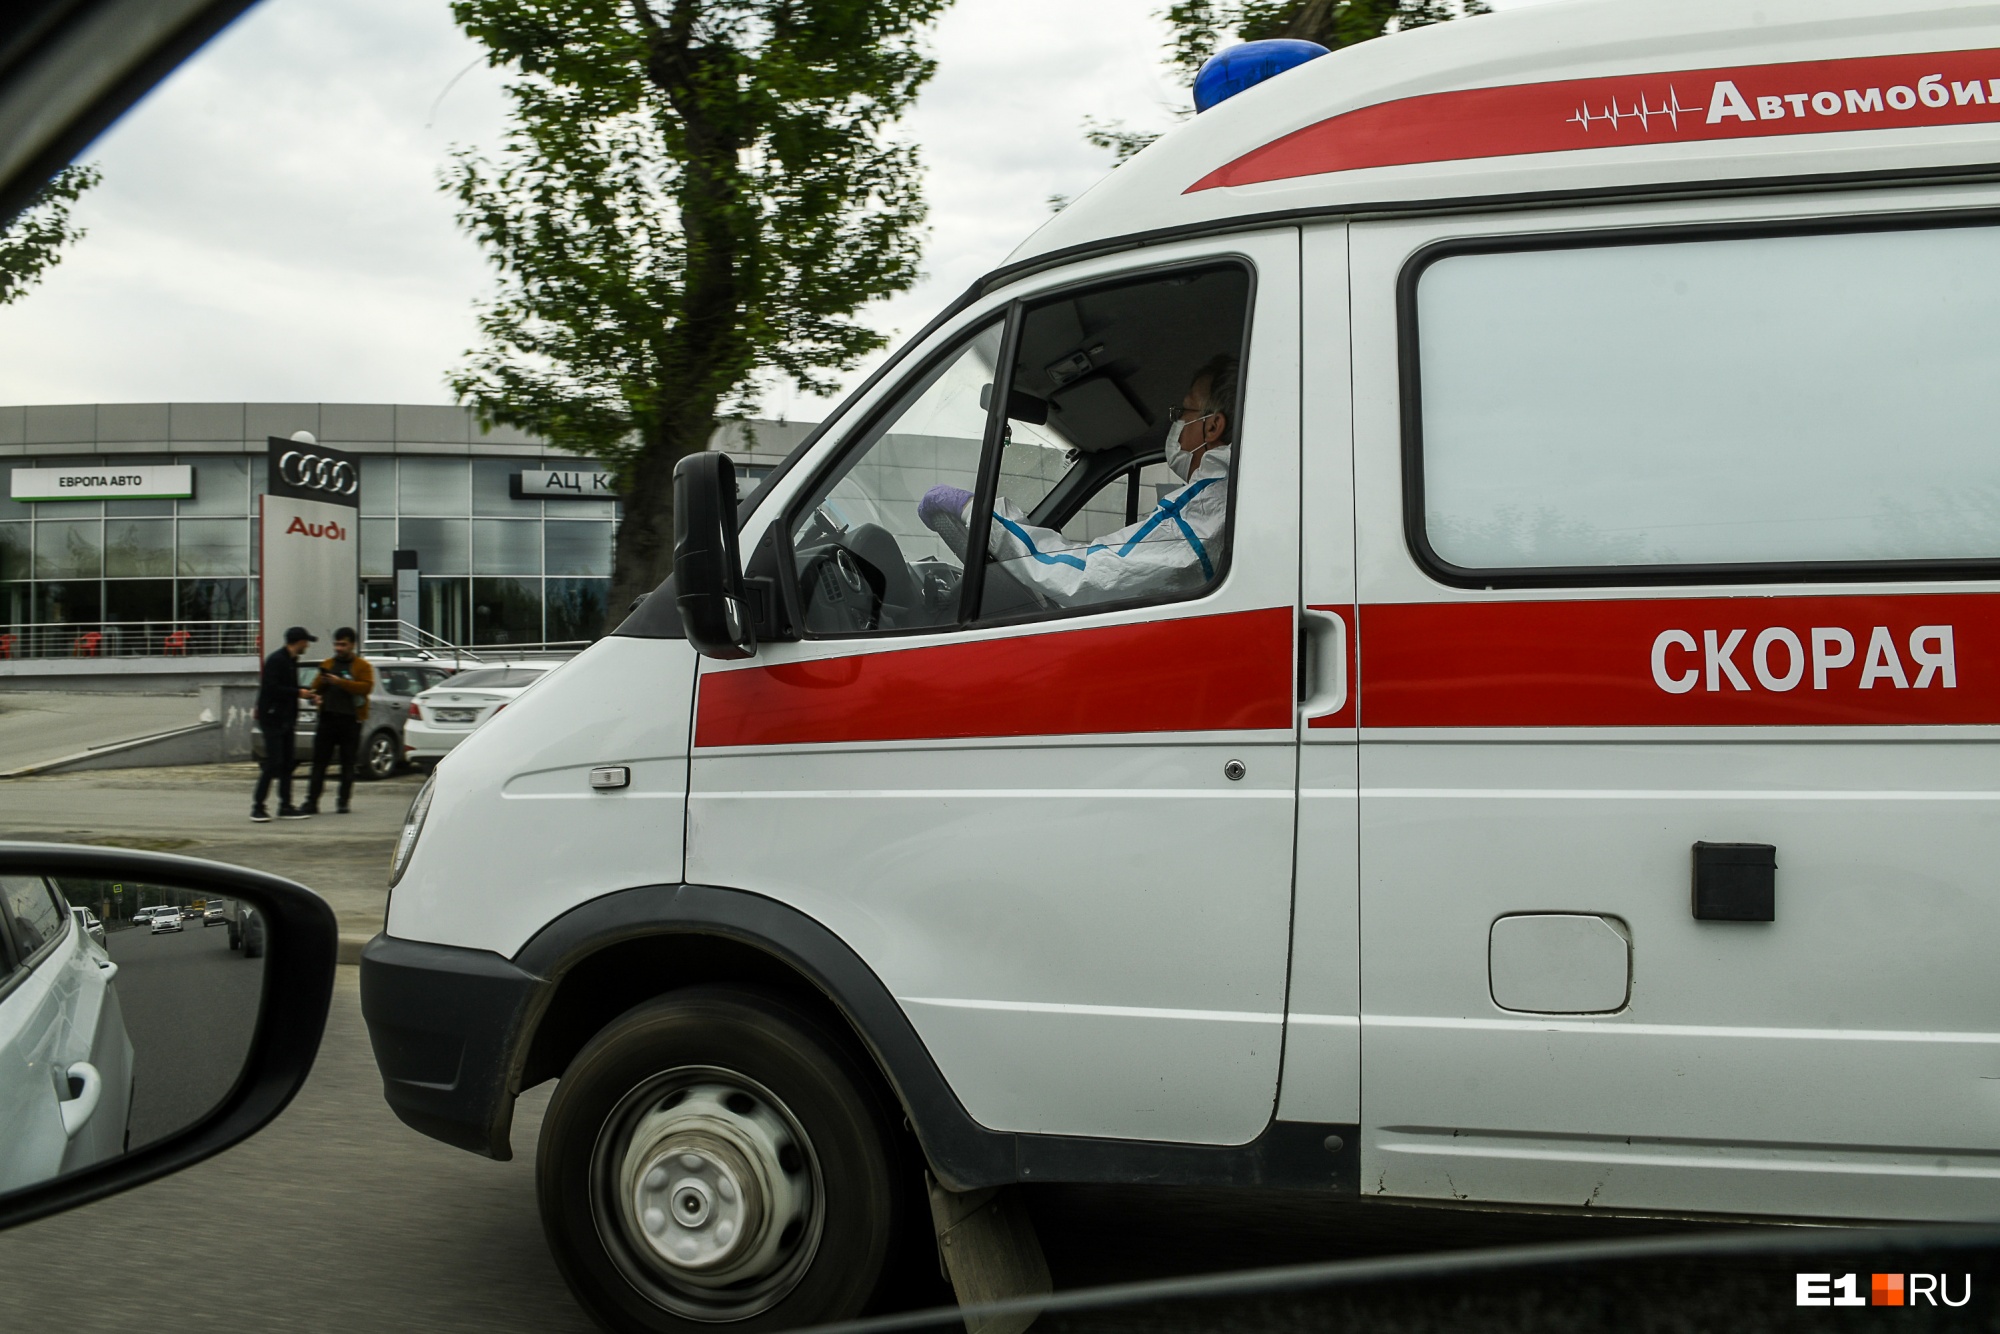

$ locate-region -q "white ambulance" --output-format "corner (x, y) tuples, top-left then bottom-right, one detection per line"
(362, 1), (2000, 1327)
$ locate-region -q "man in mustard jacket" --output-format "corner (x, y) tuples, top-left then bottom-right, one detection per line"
(300, 627), (375, 815)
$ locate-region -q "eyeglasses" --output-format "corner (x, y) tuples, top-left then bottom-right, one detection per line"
(1164, 404), (1218, 425)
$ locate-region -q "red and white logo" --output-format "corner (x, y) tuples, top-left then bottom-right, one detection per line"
(1191, 47), (2000, 192)
(1796, 1272), (1970, 1307)
(1648, 624), (1955, 696)
(1361, 593), (2000, 729)
(284, 515), (348, 541)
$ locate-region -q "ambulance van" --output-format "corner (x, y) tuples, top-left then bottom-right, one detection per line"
(362, 1), (2000, 1327)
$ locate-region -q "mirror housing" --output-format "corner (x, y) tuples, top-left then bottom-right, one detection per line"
(0, 843), (336, 1232)
(979, 381), (1049, 426)
(673, 452), (757, 660)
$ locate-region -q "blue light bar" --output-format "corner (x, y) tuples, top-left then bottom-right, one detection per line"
(1193, 39), (1332, 113)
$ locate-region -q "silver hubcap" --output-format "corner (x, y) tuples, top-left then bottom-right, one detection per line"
(597, 1070), (821, 1320)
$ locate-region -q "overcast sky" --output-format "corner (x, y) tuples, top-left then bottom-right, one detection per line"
(0, 0), (1561, 422)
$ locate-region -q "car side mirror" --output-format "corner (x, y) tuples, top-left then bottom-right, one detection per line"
(0, 844), (336, 1232)
(673, 452), (757, 660)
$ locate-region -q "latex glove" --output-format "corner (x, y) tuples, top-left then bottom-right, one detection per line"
(918, 484), (973, 530)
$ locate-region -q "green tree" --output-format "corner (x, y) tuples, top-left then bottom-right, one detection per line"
(1161, 0), (1491, 81)
(448, 0), (947, 626)
(0, 165), (100, 306)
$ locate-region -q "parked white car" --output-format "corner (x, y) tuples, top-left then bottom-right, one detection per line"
(401, 664), (559, 765)
(0, 876), (133, 1191)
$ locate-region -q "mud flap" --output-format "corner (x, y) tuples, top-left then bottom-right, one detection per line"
(926, 1175), (1052, 1334)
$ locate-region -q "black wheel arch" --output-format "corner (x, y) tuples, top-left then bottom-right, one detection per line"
(512, 883), (1015, 1191)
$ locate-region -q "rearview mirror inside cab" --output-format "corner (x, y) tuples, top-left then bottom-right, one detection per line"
(0, 844), (336, 1231)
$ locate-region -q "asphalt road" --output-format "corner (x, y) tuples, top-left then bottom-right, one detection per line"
(0, 761), (416, 940)
(0, 969), (597, 1334)
(0, 970), (1702, 1334)
(103, 917), (265, 1148)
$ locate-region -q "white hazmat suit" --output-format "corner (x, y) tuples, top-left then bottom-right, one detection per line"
(978, 446), (1230, 607)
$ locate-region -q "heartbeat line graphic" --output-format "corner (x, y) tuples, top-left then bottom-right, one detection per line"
(1567, 86), (1700, 133)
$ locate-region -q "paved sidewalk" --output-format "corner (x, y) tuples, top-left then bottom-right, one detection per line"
(0, 761), (411, 940)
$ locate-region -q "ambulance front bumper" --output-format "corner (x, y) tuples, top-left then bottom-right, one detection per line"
(358, 931), (546, 1161)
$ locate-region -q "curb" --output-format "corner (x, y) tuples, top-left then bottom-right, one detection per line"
(338, 934), (371, 966)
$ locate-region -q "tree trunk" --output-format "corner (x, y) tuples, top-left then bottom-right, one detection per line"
(603, 9), (756, 632)
(607, 431), (684, 628)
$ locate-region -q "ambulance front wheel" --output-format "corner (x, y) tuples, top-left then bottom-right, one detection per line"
(536, 987), (910, 1333)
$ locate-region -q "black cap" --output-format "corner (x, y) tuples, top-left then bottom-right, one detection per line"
(284, 626), (317, 644)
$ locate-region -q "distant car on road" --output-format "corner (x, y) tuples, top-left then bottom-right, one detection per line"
(402, 663), (560, 764)
(203, 906), (225, 927)
(131, 906), (167, 926)
(252, 657), (454, 782)
(149, 913), (182, 935)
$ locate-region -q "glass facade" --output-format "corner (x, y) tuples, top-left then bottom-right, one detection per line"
(356, 454), (616, 646)
(1, 451), (619, 651)
(0, 454), (258, 654)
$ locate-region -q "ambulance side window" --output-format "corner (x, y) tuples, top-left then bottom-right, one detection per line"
(1412, 222), (2000, 581)
(973, 263), (1251, 623)
(786, 322), (1002, 637)
(1065, 461), (1185, 540)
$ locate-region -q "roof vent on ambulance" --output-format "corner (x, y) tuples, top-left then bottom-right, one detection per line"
(1192, 39), (1331, 113)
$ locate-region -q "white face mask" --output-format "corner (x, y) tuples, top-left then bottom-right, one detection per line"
(1163, 412), (1211, 482)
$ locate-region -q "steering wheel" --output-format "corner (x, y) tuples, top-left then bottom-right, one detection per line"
(799, 543), (883, 634)
(912, 559), (963, 618)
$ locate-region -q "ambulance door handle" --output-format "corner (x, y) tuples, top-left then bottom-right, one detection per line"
(1299, 608), (1348, 721)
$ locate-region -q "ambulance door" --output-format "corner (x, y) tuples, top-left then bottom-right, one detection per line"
(688, 232), (1303, 1147)
(1352, 194), (2000, 1222)
(1278, 222), (1360, 1140)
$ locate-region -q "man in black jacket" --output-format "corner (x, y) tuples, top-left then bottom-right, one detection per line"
(253, 626), (315, 823)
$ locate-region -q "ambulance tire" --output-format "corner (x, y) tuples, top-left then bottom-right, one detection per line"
(537, 987), (914, 1333)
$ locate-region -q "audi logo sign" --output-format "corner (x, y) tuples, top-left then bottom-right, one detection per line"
(279, 451), (357, 494)
(265, 437), (361, 508)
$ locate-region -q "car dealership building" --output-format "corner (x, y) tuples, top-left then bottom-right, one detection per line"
(0, 402), (809, 665)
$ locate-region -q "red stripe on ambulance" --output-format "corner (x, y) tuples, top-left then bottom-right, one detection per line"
(1361, 593), (1997, 729)
(696, 606), (1294, 748)
(1190, 47), (2000, 192)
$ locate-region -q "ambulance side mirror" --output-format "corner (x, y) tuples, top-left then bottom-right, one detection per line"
(673, 452), (757, 661)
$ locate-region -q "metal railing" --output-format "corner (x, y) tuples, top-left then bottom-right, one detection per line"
(364, 620), (586, 666)
(0, 621), (258, 660)
(364, 620), (483, 668)
(0, 619), (588, 663)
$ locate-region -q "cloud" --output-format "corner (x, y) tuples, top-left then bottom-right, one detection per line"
(0, 0), (1560, 418)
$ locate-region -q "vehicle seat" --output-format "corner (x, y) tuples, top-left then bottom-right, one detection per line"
(844, 523), (921, 620)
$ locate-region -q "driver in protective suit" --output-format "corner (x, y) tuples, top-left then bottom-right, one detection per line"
(918, 354), (1236, 607)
